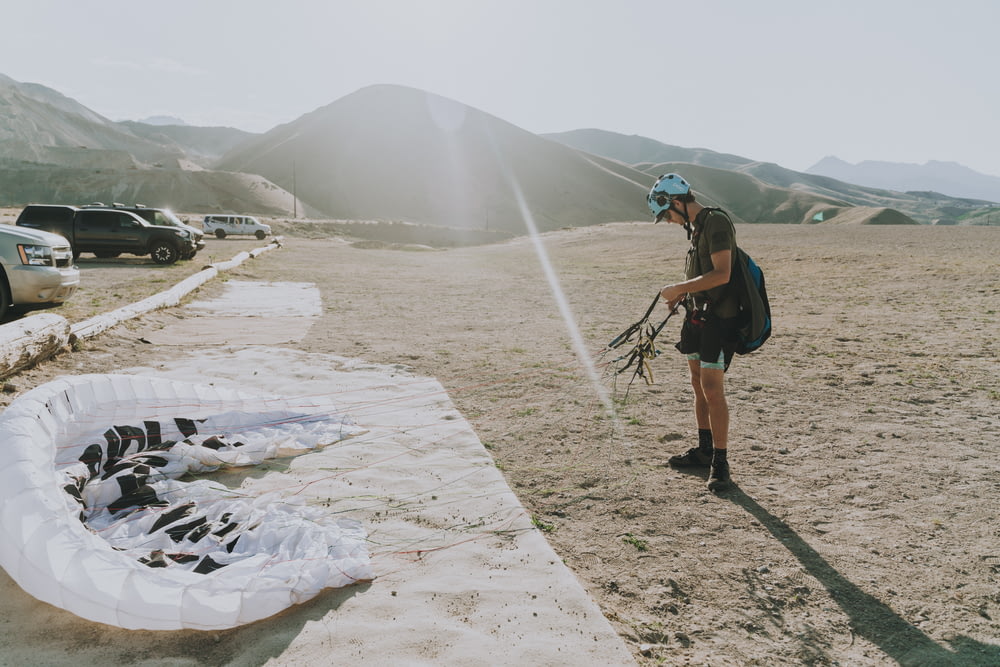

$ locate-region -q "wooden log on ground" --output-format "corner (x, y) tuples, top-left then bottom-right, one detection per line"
(0, 313), (71, 380)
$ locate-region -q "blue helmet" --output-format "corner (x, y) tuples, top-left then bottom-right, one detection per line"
(647, 173), (691, 222)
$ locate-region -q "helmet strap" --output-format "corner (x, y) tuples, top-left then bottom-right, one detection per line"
(672, 200), (692, 239)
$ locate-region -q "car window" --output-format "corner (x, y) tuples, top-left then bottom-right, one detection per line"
(159, 210), (184, 227)
(21, 206), (72, 225)
(80, 210), (117, 229)
(148, 211), (176, 227)
(118, 213), (139, 228)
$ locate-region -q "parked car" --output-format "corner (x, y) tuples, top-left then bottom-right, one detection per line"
(82, 203), (205, 259)
(202, 214), (271, 240)
(15, 205), (196, 265)
(0, 224), (79, 320)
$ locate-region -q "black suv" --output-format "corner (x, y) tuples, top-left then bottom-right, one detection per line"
(16, 205), (197, 265)
(83, 203), (205, 260)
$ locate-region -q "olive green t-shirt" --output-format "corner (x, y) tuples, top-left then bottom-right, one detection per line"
(684, 208), (738, 318)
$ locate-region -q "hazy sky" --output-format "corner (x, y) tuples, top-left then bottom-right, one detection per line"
(3, 0), (999, 176)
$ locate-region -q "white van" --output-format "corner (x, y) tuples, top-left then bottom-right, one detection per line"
(202, 215), (271, 240)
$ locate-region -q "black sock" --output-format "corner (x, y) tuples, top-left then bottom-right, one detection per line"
(698, 429), (713, 452)
(713, 448), (728, 464)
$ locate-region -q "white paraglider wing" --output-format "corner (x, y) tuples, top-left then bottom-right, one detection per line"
(0, 374), (372, 630)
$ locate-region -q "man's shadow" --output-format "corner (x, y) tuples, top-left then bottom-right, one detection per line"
(723, 484), (998, 666)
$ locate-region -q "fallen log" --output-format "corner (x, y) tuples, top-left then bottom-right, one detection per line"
(0, 313), (70, 380)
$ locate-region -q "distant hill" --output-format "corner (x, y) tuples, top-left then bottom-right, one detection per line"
(0, 164), (300, 216)
(0, 74), (295, 215)
(0, 76), (182, 166)
(807, 156), (1000, 203)
(120, 121), (256, 164)
(610, 161), (914, 226)
(216, 84), (651, 233)
(546, 129), (996, 225)
(136, 115), (187, 126)
(0, 73), (109, 126)
(543, 129), (754, 172)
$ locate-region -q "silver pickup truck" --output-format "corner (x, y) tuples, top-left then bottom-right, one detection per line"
(0, 224), (79, 320)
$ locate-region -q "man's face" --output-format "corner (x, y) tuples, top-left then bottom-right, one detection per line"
(660, 201), (682, 225)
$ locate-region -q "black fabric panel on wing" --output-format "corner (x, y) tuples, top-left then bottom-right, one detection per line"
(79, 444), (104, 476)
(143, 420), (163, 449)
(132, 454), (170, 469)
(62, 483), (83, 504)
(108, 485), (165, 515)
(186, 523), (211, 543)
(174, 417), (199, 438)
(194, 556), (227, 574)
(150, 503), (196, 533)
(139, 550), (168, 568)
(114, 471), (147, 497)
(103, 427), (124, 462)
(114, 424), (147, 454)
(102, 459), (141, 480)
(165, 516), (208, 543)
(201, 435), (226, 450)
(213, 521), (238, 538)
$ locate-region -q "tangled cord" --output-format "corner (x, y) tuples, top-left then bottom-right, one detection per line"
(602, 294), (683, 396)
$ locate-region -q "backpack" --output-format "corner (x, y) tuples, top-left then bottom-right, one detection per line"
(729, 246), (772, 354)
(694, 208), (772, 355)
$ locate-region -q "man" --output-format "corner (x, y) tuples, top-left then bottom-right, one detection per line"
(647, 173), (738, 492)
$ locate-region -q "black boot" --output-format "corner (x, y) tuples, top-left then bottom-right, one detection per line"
(708, 449), (731, 492)
(669, 430), (714, 467)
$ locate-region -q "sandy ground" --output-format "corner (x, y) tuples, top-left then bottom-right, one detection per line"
(0, 269), (634, 666)
(2, 222), (999, 666)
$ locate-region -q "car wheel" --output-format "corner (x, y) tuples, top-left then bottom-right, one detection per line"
(215, 229), (226, 239)
(255, 230), (266, 240)
(150, 242), (179, 265)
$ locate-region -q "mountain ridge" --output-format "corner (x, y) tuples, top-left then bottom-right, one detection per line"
(1, 74), (994, 228)
(806, 155), (1000, 202)
(545, 129), (996, 225)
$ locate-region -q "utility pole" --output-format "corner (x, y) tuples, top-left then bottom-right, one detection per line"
(292, 160), (297, 219)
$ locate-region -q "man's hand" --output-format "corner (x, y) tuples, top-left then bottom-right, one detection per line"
(659, 284), (686, 309)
